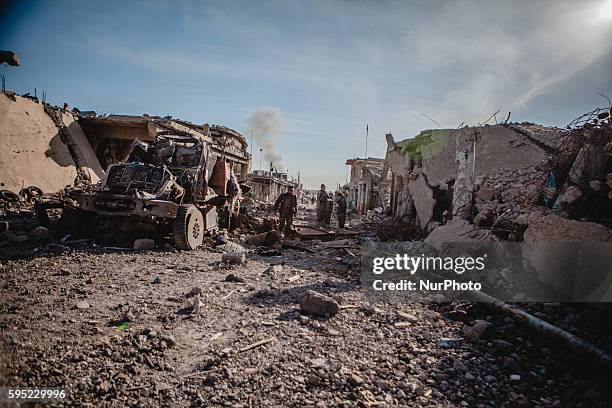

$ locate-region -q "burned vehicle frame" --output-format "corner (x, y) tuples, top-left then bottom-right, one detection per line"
(75, 132), (237, 249)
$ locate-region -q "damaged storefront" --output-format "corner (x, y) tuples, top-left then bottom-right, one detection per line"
(344, 157), (384, 214)
(245, 170), (301, 204)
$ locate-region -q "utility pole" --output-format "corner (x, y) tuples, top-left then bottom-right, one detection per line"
(365, 124), (369, 158)
(259, 148), (262, 170)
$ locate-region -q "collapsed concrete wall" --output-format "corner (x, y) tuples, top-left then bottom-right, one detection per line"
(383, 125), (552, 234)
(0, 93), (103, 193)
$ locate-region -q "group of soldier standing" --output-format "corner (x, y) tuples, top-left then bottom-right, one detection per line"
(316, 184), (347, 228)
(273, 183), (348, 235)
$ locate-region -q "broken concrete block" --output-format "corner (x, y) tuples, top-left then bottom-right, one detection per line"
(222, 252), (246, 264)
(266, 264), (283, 274)
(192, 294), (203, 315)
(408, 174), (435, 230)
(133, 238), (155, 250)
(244, 231), (281, 247)
(299, 290), (339, 317)
(30, 226), (51, 239)
(437, 338), (463, 349)
(590, 180), (602, 191)
(558, 186), (582, 205)
(523, 214), (610, 244)
(224, 273), (245, 283)
(523, 215), (610, 298)
(462, 320), (493, 340)
(396, 311), (418, 323)
(474, 208), (494, 227)
(424, 219), (495, 251)
(475, 188), (495, 201)
(75, 300), (90, 310)
(186, 286), (202, 298)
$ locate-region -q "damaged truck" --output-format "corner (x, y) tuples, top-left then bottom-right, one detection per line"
(74, 132), (241, 249)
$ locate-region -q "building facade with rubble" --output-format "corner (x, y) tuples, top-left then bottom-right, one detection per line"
(381, 124), (566, 234)
(0, 91), (252, 194)
(344, 157), (384, 214)
(245, 170), (302, 203)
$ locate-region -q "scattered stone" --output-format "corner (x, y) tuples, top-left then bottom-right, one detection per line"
(476, 188), (495, 201)
(306, 374), (322, 386)
(159, 334), (176, 347)
(222, 252), (246, 264)
(299, 290), (339, 317)
(437, 338), (463, 349)
(396, 311), (418, 322)
(452, 359), (468, 372)
(559, 186), (582, 204)
(360, 303), (381, 315)
(266, 264), (283, 274)
(502, 357), (520, 371)
(492, 339), (513, 355)
(30, 226), (51, 238)
(133, 238), (155, 250)
(462, 319), (493, 340)
(224, 273), (245, 283)
(186, 286), (202, 297)
(75, 300), (90, 310)
(192, 294), (203, 315)
(348, 373), (364, 387)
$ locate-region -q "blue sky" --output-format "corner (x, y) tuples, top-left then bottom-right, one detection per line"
(1, 0), (611, 189)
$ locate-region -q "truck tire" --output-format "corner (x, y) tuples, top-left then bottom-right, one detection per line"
(19, 186), (44, 199)
(173, 204), (204, 250)
(0, 190), (21, 202)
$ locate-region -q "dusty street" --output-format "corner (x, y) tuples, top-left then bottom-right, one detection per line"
(1, 4), (612, 405)
(1, 211), (611, 407)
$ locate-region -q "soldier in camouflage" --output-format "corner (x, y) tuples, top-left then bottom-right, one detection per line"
(274, 185), (298, 234)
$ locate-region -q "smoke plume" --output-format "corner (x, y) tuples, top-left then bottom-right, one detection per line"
(246, 108), (285, 171)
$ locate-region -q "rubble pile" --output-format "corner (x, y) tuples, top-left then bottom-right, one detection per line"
(1, 81), (612, 407)
(375, 217), (422, 242)
(382, 106), (612, 245)
(2, 234), (611, 407)
(472, 165), (550, 238)
(0, 187), (49, 248)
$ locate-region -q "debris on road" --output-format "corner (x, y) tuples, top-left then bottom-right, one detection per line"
(299, 290), (340, 317)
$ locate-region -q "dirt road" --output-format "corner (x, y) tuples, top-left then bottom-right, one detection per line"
(1, 220), (611, 407)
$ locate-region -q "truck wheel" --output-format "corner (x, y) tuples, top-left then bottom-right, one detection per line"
(173, 204), (204, 250)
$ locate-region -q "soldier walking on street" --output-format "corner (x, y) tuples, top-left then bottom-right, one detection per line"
(274, 185), (298, 234)
(316, 184), (328, 224)
(335, 191), (347, 228)
(323, 191), (333, 226)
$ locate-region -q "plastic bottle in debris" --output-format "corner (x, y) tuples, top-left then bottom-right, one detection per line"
(543, 169), (557, 208)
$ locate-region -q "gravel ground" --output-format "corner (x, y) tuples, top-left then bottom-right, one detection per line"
(1, 214), (611, 407)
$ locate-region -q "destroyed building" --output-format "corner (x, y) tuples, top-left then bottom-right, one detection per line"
(245, 170), (302, 203)
(344, 157), (384, 214)
(0, 93), (251, 193)
(0, 92), (105, 193)
(0, 91), (254, 247)
(381, 115), (612, 240)
(79, 115), (251, 181)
